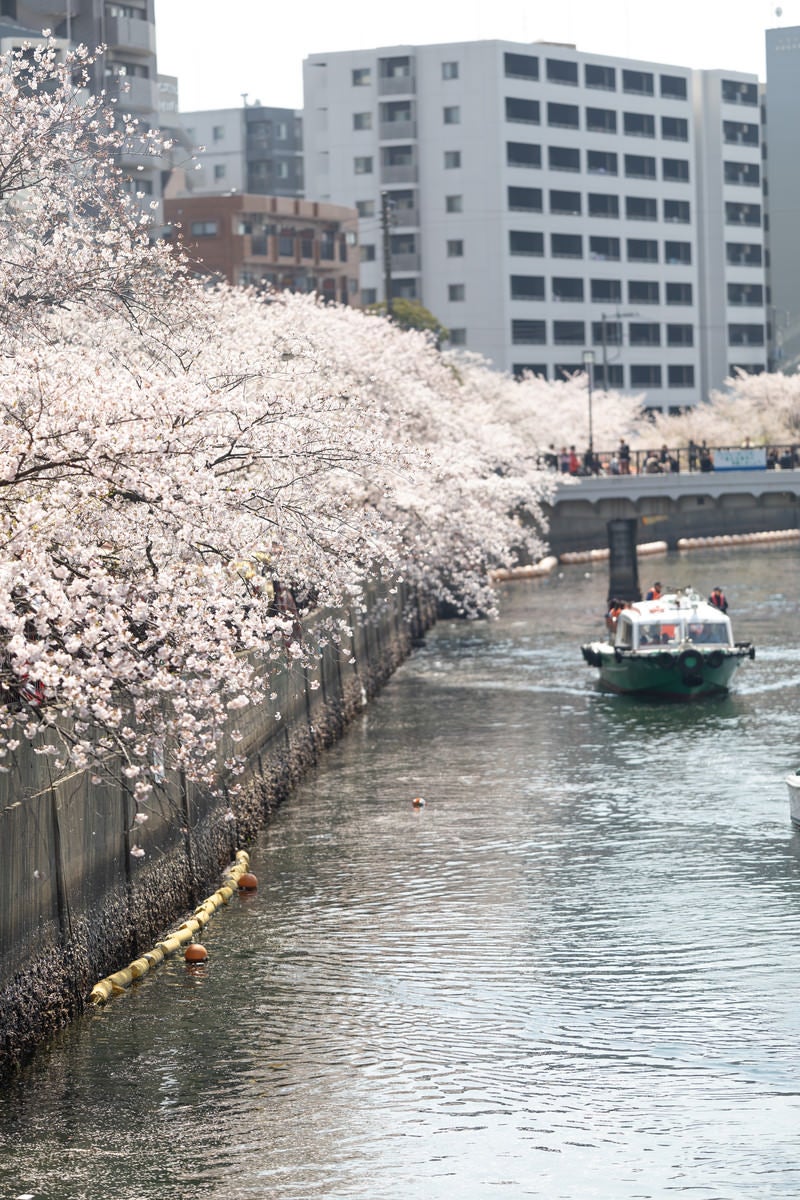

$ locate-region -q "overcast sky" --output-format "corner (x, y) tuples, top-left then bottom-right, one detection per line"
(154, 0), (796, 113)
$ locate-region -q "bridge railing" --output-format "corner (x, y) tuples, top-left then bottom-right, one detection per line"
(540, 443), (800, 477)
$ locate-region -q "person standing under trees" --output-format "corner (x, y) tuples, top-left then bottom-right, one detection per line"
(709, 586), (729, 613)
(618, 438), (631, 475)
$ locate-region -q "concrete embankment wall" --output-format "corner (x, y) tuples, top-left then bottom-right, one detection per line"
(0, 583), (435, 1077)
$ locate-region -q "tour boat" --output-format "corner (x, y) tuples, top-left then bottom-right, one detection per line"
(581, 587), (755, 698)
(787, 770), (800, 828)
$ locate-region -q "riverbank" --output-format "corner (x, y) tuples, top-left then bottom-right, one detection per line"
(0, 584), (436, 1078)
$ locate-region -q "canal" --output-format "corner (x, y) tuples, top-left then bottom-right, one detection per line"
(1, 546), (799, 1199)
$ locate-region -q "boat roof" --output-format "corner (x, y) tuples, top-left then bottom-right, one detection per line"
(621, 588), (729, 624)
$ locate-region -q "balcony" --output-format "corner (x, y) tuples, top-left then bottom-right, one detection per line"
(390, 207), (419, 227)
(103, 75), (159, 113)
(378, 74), (416, 95)
(379, 119), (417, 141)
(380, 163), (418, 185)
(104, 16), (156, 55)
(391, 252), (421, 272)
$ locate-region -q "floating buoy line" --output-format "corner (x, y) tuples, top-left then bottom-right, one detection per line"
(89, 849), (252, 1005)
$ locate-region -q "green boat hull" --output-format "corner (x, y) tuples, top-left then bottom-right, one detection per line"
(583, 646), (748, 698)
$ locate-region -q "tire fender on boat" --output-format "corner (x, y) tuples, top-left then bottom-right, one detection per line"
(705, 649), (724, 669)
(677, 647), (703, 684)
(657, 651), (674, 670)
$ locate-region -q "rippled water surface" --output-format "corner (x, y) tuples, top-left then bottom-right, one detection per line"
(2, 548), (800, 1200)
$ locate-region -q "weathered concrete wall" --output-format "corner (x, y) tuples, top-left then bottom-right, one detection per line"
(545, 469), (800, 554)
(0, 583), (435, 1077)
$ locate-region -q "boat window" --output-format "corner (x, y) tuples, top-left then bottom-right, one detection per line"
(617, 617), (633, 647)
(638, 621), (680, 646)
(687, 622), (728, 644)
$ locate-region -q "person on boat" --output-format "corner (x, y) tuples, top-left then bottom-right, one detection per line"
(709, 586), (728, 613)
(605, 598), (624, 631)
(645, 581), (663, 602)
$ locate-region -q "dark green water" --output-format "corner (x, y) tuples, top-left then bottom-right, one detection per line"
(1, 547), (799, 1199)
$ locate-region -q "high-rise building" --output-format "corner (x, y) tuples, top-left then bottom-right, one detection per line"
(176, 104), (303, 198)
(764, 24), (800, 373)
(303, 40), (767, 408)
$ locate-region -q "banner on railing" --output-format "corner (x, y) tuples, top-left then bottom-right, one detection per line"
(713, 447), (767, 471)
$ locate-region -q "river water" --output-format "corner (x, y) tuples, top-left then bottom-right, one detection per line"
(2, 546), (800, 1200)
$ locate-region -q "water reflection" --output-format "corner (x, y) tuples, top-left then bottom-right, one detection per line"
(1, 547), (800, 1198)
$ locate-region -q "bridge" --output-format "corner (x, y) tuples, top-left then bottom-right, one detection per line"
(545, 467), (800, 555)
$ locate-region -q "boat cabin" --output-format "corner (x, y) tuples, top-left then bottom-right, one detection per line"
(613, 593), (733, 652)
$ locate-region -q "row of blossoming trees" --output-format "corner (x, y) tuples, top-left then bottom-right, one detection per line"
(2, 41), (798, 808)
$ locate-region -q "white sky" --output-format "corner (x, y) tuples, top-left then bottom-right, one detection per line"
(154, 0), (797, 113)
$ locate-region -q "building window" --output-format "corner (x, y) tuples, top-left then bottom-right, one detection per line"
(445, 194), (463, 213)
(548, 145), (580, 171)
(552, 277), (584, 302)
(352, 67), (371, 86)
(553, 320), (585, 344)
(509, 230), (544, 255)
(628, 279), (660, 304)
(668, 364), (695, 387)
(728, 362), (765, 376)
(442, 61), (459, 79)
(361, 287), (378, 304)
(629, 322), (661, 346)
(590, 278), (622, 303)
(444, 105), (460, 124)
(513, 363), (548, 378)
(510, 275), (545, 300)
(507, 141), (541, 167)
(190, 220), (218, 236)
(667, 324), (694, 345)
(588, 193), (619, 218)
(664, 198), (691, 223)
(595, 363), (624, 387)
(624, 111), (655, 137)
(586, 106), (616, 133)
(725, 201), (761, 226)
(592, 320), (622, 345)
(355, 199), (375, 217)
(353, 112), (372, 130)
(505, 96), (540, 124)
(546, 58), (578, 86)
(551, 232), (582, 258)
(213, 163), (226, 180)
(504, 52), (539, 81)
(585, 63), (616, 90)
(626, 195), (658, 221)
(392, 278), (418, 299)
(623, 69), (654, 95)
(448, 283), (465, 301)
(665, 240), (692, 264)
(444, 150), (462, 169)
(726, 242), (762, 266)
(721, 79), (758, 105)
(507, 186), (542, 212)
(722, 121), (759, 146)
(511, 319), (546, 344)
(554, 362), (583, 380)
(666, 281), (693, 304)
(212, 125), (224, 141)
(587, 149), (617, 175)
(354, 156), (373, 174)
(660, 74), (688, 99)
(663, 158), (690, 182)
(627, 238), (658, 262)
(589, 235), (620, 261)
(447, 239), (464, 257)
(550, 189), (581, 215)
(728, 323), (765, 345)
(625, 154), (656, 179)
(631, 364), (662, 386)
(724, 161), (760, 186)
(360, 243), (376, 262)
(662, 115), (689, 141)
(448, 328), (467, 345)
(547, 102), (579, 128)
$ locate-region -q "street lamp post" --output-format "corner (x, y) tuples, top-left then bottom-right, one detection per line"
(582, 348), (595, 456)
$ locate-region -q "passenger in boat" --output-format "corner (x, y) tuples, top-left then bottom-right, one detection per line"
(645, 581), (663, 602)
(605, 598), (624, 631)
(709, 586), (728, 613)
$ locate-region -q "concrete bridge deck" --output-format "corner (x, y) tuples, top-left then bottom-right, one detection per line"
(545, 468), (800, 555)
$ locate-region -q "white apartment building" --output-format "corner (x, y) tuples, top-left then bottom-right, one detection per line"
(303, 40), (767, 409)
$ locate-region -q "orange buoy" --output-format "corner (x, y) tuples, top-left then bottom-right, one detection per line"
(185, 943), (208, 963)
(412, 796), (426, 807)
(238, 872), (258, 890)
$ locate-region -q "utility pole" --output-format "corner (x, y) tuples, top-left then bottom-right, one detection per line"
(381, 191), (393, 318)
(600, 309), (638, 391)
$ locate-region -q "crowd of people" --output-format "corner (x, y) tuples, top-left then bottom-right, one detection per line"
(543, 439), (799, 476)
